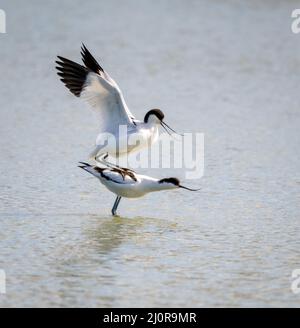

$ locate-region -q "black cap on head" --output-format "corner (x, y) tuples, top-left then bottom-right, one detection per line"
(158, 177), (180, 186)
(144, 109), (164, 123)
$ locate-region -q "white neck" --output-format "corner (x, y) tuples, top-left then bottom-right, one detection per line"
(144, 120), (159, 130)
(142, 122), (159, 143)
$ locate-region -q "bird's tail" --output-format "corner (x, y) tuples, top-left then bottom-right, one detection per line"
(78, 162), (103, 178)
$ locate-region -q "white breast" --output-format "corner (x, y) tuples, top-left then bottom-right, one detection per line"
(95, 123), (159, 158)
(98, 169), (146, 198)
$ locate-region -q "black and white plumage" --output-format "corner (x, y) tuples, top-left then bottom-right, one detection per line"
(78, 162), (199, 216)
(56, 45), (179, 163)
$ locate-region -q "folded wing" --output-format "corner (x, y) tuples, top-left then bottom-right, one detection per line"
(101, 168), (138, 184)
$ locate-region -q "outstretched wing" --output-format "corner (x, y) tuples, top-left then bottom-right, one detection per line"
(56, 44), (135, 133)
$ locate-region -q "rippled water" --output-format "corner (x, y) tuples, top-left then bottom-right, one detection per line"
(0, 0), (300, 307)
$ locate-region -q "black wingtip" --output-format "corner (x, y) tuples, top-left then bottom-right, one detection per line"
(56, 55), (69, 62)
(55, 55), (88, 97)
(80, 44), (103, 74)
(81, 42), (87, 52)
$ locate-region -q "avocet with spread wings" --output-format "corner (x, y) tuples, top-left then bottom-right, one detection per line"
(56, 44), (180, 165)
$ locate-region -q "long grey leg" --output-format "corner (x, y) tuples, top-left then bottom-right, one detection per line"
(95, 153), (119, 169)
(111, 196), (122, 216)
(104, 154), (129, 170)
(95, 153), (109, 166)
(102, 154), (121, 169)
(96, 153), (133, 172)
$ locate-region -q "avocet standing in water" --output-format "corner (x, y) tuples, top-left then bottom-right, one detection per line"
(56, 44), (180, 166)
(78, 162), (199, 216)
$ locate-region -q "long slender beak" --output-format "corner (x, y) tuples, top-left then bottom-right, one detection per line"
(179, 185), (200, 191)
(161, 121), (183, 136)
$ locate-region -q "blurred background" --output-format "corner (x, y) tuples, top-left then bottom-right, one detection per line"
(0, 0), (300, 307)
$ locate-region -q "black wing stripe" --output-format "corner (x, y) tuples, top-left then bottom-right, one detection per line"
(100, 170), (124, 184)
(55, 65), (86, 76)
(55, 56), (89, 97)
(78, 162), (137, 184)
(57, 71), (85, 79)
(81, 43), (104, 74)
(105, 168), (137, 182)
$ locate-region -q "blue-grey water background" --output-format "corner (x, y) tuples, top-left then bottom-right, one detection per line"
(0, 0), (300, 307)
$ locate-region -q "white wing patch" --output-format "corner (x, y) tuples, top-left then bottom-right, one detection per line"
(80, 72), (134, 133)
